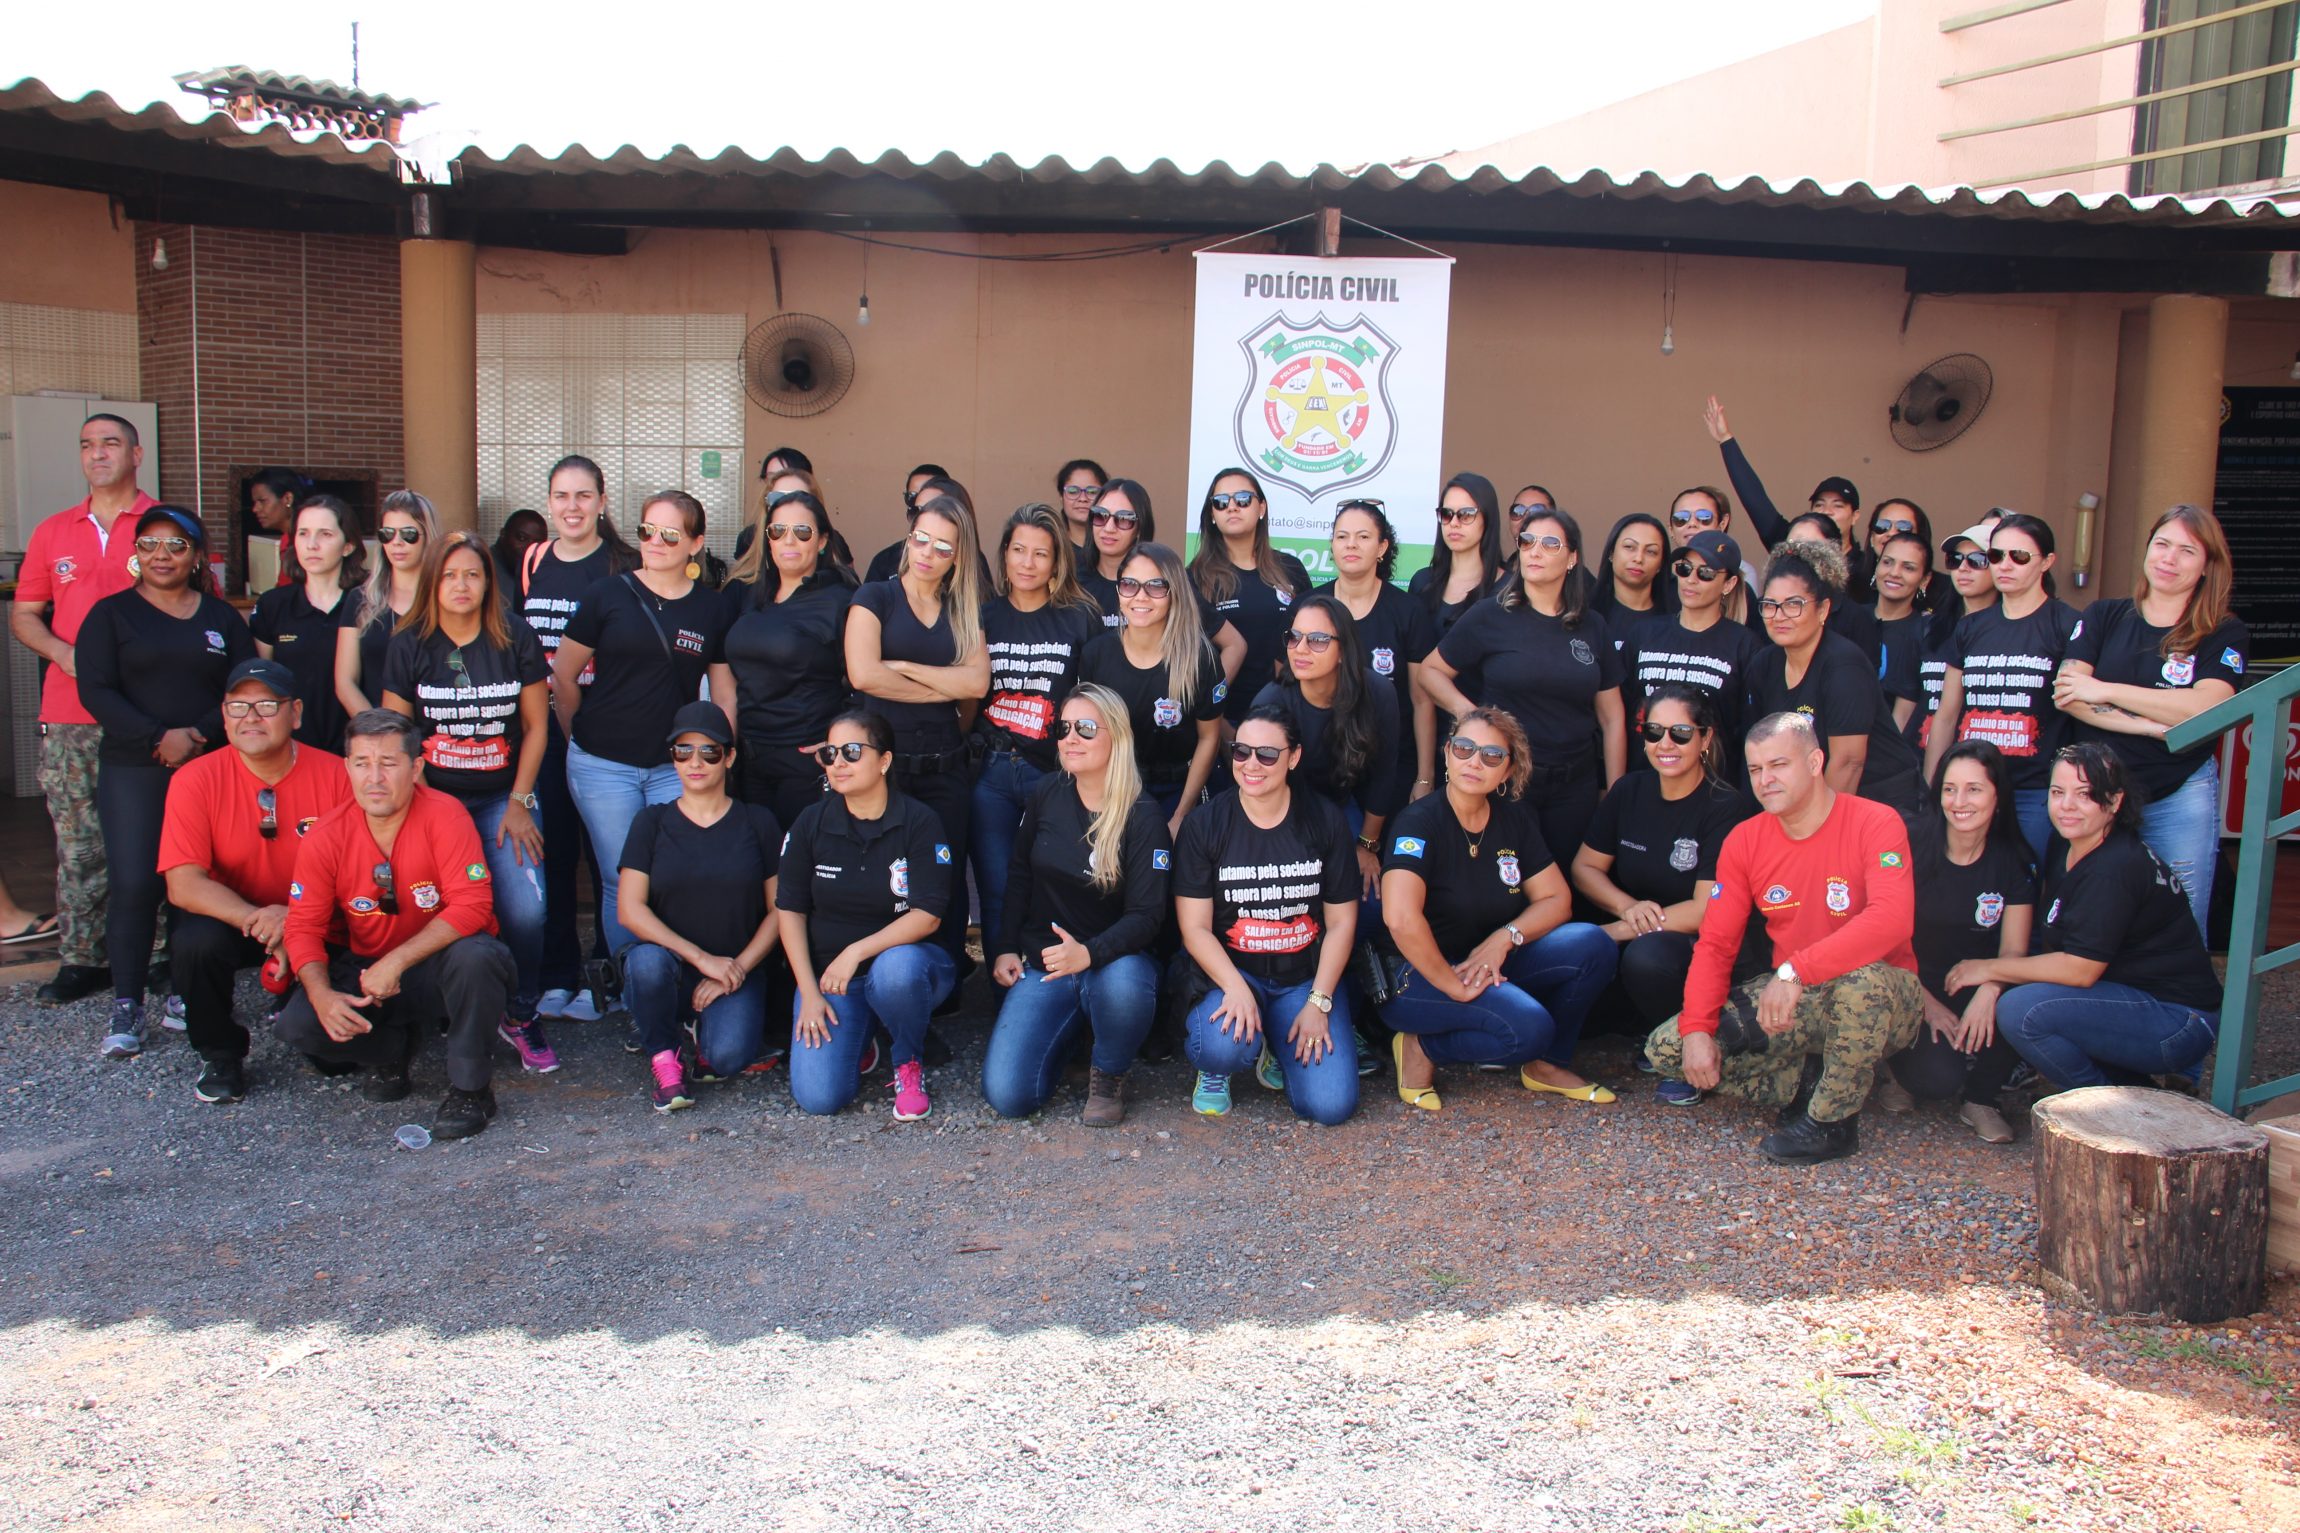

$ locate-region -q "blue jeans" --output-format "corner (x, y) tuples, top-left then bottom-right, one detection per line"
(465, 793), (545, 1022)
(622, 941), (770, 1071)
(1186, 971), (1360, 1125)
(787, 943), (956, 1115)
(1997, 978), (2219, 1090)
(1380, 923), (1619, 1067)
(563, 739), (682, 955)
(2140, 757), (2220, 939)
(2013, 786), (2052, 868)
(981, 952), (1159, 1118)
(970, 750), (1050, 959)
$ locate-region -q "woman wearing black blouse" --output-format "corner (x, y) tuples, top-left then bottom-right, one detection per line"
(1406, 471), (1506, 639)
(1588, 513), (1676, 630)
(1075, 543), (1226, 834)
(335, 488), (436, 720)
(252, 493), (362, 749)
(1077, 478), (1246, 678)
(972, 503), (1104, 960)
(1381, 707), (1620, 1110)
(1423, 505), (1626, 869)
(723, 489), (857, 829)
(1251, 594), (1403, 895)
(1189, 466), (1311, 720)
(552, 489), (735, 958)
(1747, 540), (1923, 815)
(982, 684), (1172, 1125)
(79, 506), (255, 1058)
(1318, 499), (1438, 802)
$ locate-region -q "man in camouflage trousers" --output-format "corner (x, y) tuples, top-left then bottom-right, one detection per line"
(1646, 712), (1921, 1165)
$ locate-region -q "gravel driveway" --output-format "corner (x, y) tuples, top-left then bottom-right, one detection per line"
(2, 973), (2295, 1532)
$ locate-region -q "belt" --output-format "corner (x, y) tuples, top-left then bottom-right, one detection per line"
(894, 744), (969, 775)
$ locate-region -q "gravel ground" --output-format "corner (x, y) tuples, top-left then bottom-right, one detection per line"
(2, 969), (2296, 1532)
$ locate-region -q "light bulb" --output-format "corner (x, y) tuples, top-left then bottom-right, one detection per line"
(150, 239), (169, 271)
(1659, 323), (1675, 357)
(857, 294), (871, 328)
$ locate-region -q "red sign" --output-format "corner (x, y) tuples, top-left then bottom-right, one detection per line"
(2218, 717), (2300, 840)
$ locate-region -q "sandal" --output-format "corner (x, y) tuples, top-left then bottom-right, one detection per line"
(1519, 1066), (1616, 1104)
(1, 913), (57, 945)
(1393, 1033), (1439, 1112)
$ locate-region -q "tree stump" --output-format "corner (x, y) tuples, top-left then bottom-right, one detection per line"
(2034, 1086), (2268, 1323)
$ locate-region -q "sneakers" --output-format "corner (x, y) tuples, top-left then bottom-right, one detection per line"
(39, 964), (111, 1006)
(192, 1056), (245, 1103)
(1192, 1071), (1233, 1117)
(537, 987), (603, 1022)
(1083, 1067), (1126, 1127)
(1959, 1100), (2016, 1144)
(1759, 1110), (1861, 1166)
(99, 997), (144, 1059)
(1254, 1045), (1285, 1092)
(1655, 1079), (1705, 1107)
(857, 1037), (883, 1077)
(892, 1060), (931, 1121)
(497, 1018), (560, 1074)
(1871, 1072), (1917, 1114)
(649, 1049), (694, 1113)
(159, 994), (188, 1033)
(744, 1046), (785, 1076)
(360, 1061), (412, 1103)
(433, 1085), (498, 1140)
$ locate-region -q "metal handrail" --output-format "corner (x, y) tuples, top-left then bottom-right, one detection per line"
(1941, 56), (2300, 142)
(1940, 0), (2293, 87)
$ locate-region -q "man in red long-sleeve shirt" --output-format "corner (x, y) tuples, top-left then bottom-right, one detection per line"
(275, 710), (514, 1140)
(1644, 711), (1921, 1165)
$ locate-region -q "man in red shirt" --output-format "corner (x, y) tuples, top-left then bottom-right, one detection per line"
(1645, 711), (1921, 1165)
(10, 413), (156, 1002)
(158, 660), (351, 1104)
(275, 710), (514, 1140)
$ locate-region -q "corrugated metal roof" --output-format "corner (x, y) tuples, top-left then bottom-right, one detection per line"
(173, 66), (430, 117)
(1, 78), (399, 168)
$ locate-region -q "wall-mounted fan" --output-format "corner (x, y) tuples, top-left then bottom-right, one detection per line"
(1888, 353), (1993, 452)
(740, 314), (856, 418)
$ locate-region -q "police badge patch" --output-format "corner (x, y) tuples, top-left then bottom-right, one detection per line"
(1496, 852), (1522, 885)
(1669, 838), (1698, 873)
(1976, 891), (2004, 927)
(1825, 877), (1851, 914)
(1370, 646), (1395, 676)
(1153, 697), (1182, 728)
(890, 857), (910, 898)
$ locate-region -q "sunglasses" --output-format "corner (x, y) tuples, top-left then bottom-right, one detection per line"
(1089, 507), (1140, 530)
(1669, 506), (1720, 527)
(909, 528), (957, 557)
(1672, 559), (1726, 584)
(1284, 629), (1337, 653)
(447, 649), (473, 692)
(636, 523), (689, 547)
(1337, 498), (1386, 515)
(1986, 546), (2037, 566)
(1207, 490), (1259, 511)
(373, 861), (399, 915)
(1946, 550), (1991, 571)
(1052, 717), (1101, 741)
(1641, 722), (1700, 744)
(1872, 518), (1917, 536)
(377, 526), (424, 545)
(223, 697), (289, 718)
(1115, 575), (1170, 598)
(136, 534), (195, 555)
(1228, 743), (1286, 766)
(670, 742), (728, 763)
(1446, 736), (1510, 766)
(765, 491), (809, 510)
(814, 742), (875, 765)
(1755, 596), (1814, 619)
(1061, 483), (1105, 499)
(767, 522), (817, 543)
(1517, 531), (1565, 551)
(1435, 506), (1481, 525)
(257, 786), (278, 840)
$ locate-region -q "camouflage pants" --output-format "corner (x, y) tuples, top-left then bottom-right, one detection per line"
(1645, 960), (1922, 1123)
(37, 723), (105, 967)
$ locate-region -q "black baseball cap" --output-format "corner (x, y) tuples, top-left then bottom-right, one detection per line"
(666, 699), (734, 747)
(1682, 530), (1743, 574)
(1808, 476), (1860, 510)
(225, 657), (298, 699)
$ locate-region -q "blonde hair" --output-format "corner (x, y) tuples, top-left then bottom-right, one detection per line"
(912, 495), (984, 664)
(364, 488), (441, 638)
(1124, 542), (1210, 712)
(1066, 683), (1144, 893)
(997, 503), (1097, 614)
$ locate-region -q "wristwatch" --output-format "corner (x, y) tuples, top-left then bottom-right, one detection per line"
(1776, 961), (1801, 984)
(1505, 924), (1526, 948)
(1307, 990), (1334, 1014)
(514, 791), (540, 811)
(1356, 834), (1378, 852)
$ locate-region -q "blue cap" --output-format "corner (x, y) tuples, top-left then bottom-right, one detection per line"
(136, 505), (206, 546)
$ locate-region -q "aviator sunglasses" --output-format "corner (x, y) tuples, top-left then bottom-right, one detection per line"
(814, 742), (875, 765)
(1052, 717), (1101, 741)
(1671, 558), (1725, 583)
(670, 743), (728, 764)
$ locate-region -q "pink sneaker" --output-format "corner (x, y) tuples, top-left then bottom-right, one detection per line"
(498, 1018), (559, 1074)
(649, 1049), (692, 1112)
(892, 1059), (931, 1121)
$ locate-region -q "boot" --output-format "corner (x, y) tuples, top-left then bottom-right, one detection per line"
(1083, 1067), (1127, 1128)
(1759, 1110), (1860, 1166)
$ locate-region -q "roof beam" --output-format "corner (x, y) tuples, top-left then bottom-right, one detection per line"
(0, 111), (399, 203)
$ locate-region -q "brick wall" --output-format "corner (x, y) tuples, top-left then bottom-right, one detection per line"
(135, 222), (403, 565)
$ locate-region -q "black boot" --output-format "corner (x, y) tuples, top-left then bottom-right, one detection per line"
(37, 964), (111, 1005)
(433, 1085), (498, 1140)
(1760, 1110), (1861, 1166)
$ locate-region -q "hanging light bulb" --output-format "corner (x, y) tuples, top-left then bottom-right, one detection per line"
(857, 292), (871, 327)
(1660, 323), (1675, 357)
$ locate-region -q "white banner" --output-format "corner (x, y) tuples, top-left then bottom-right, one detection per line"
(1186, 251), (1453, 584)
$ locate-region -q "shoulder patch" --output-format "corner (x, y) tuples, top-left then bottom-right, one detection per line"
(2224, 646), (2246, 675)
(1210, 679), (1229, 706)
(466, 862), (489, 882)
(2069, 619), (2083, 641)
(288, 881), (304, 901)
(1152, 848), (1171, 871)
(1391, 835), (1426, 858)
(1708, 883), (1724, 900)
(934, 843), (952, 865)
(1879, 851), (1904, 869)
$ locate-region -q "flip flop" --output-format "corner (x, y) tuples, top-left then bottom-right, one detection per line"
(1393, 1033), (1440, 1112)
(1, 913), (57, 945)
(1519, 1066), (1616, 1104)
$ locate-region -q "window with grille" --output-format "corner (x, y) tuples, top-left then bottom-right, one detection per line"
(475, 313), (747, 556)
(2130, 0), (2300, 195)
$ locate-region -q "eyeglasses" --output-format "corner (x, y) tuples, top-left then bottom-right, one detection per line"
(1337, 498), (1385, 515)
(1115, 575), (1170, 598)
(1435, 506), (1481, 525)
(256, 787), (278, 840)
(377, 526), (424, 545)
(767, 522), (817, 543)
(1052, 717), (1101, 741)
(1872, 518), (1917, 536)
(1641, 722), (1700, 744)
(1517, 531), (1565, 551)
(1986, 546), (2036, 567)
(908, 528), (957, 557)
(902, 489), (922, 510)
(1089, 507), (1140, 530)
(1446, 736), (1510, 766)
(1670, 506), (1720, 527)
(1755, 596), (1814, 619)
(765, 491), (808, 510)
(372, 861), (399, 915)
(1672, 559), (1725, 583)
(135, 535), (193, 555)
(1228, 743), (1286, 766)
(447, 648), (472, 692)
(1283, 629), (1336, 652)
(670, 743), (728, 764)
(1061, 483), (1105, 500)
(636, 523), (688, 547)
(1207, 490), (1259, 511)
(222, 697), (289, 719)
(1946, 550), (1991, 571)
(814, 742), (874, 765)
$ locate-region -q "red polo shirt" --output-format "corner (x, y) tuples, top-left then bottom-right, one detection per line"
(284, 786), (498, 974)
(17, 492), (156, 725)
(157, 743), (353, 908)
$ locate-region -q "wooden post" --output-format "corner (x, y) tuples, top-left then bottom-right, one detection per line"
(2034, 1086), (2269, 1323)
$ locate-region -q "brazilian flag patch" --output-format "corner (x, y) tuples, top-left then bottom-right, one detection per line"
(1879, 851), (1904, 869)
(466, 862), (489, 881)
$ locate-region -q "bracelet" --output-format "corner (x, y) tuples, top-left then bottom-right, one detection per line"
(1356, 834), (1379, 851)
(1414, 778), (1433, 786)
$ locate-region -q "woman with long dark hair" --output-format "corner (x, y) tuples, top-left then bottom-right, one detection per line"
(1075, 542), (1226, 834)
(1914, 520), (2004, 752)
(491, 509), (548, 591)
(252, 492), (364, 748)
(1620, 531), (1759, 781)
(1870, 530), (1933, 742)
(1866, 497), (1950, 611)
(1189, 465), (1311, 720)
(1077, 478), (1246, 678)
(1588, 513), (1677, 629)
(246, 466), (310, 587)
(1318, 498), (1438, 801)
(723, 488), (857, 830)
(1055, 457), (1107, 549)
(335, 488), (438, 719)
(2056, 503), (2246, 935)
(1253, 594), (1402, 893)
(1407, 471), (1506, 638)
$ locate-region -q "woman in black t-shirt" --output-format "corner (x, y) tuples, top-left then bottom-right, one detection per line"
(982, 684), (1173, 1125)
(1746, 539), (1923, 814)
(972, 504), (1105, 964)
(1173, 707), (1361, 1124)
(1381, 707), (1621, 1111)
(1252, 595), (1403, 895)
(1188, 466), (1311, 722)
(722, 489), (857, 829)
(1075, 543), (1226, 833)
(252, 493), (362, 749)
(617, 700), (784, 1112)
(1318, 499), (1439, 801)
(335, 488), (437, 720)
(380, 531), (552, 1059)
(554, 489), (735, 959)
(1951, 744), (2222, 1092)
(1588, 513), (1677, 630)
(2056, 503), (2247, 936)
(1076, 478), (1246, 676)
(1406, 471), (1506, 639)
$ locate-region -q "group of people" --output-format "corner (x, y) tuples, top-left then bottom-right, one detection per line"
(7, 406), (2240, 1161)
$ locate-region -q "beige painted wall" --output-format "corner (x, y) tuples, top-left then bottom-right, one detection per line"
(0, 181), (136, 311)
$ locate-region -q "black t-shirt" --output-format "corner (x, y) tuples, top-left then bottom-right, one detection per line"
(1877, 611), (1926, 710)
(75, 589), (257, 764)
(848, 578), (965, 744)
(2065, 598), (2249, 801)
(1912, 607), (1968, 751)
(1251, 675), (1405, 818)
(251, 582), (354, 749)
(1949, 598), (2083, 789)
(1075, 631), (1227, 784)
(864, 537), (994, 592)
(1910, 825), (2036, 1006)
(519, 542), (614, 661)
(1172, 788), (1358, 986)
(380, 621), (550, 801)
(563, 575), (731, 767)
(1581, 772), (1757, 907)
(978, 597), (1103, 769)
(992, 776), (1173, 968)
(1746, 631), (1924, 807)
(1316, 579), (1437, 772)
(776, 790), (953, 970)
(722, 569), (857, 747)
(1380, 791), (1552, 962)
(1621, 611), (1761, 760)
(2038, 829), (2220, 1010)
(621, 798), (784, 960)
(1437, 598), (1624, 768)
(1079, 564), (1226, 641)
(1406, 564), (1486, 639)
(1202, 553), (1312, 722)
(346, 592), (406, 705)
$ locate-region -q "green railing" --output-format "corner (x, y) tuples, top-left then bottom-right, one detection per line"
(2167, 661), (2300, 1116)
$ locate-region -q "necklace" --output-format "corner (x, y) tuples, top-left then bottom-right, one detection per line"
(1462, 810), (1488, 859)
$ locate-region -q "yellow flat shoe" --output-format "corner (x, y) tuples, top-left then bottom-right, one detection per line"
(1519, 1067), (1616, 1104)
(1394, 1033), (1440, 1112)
